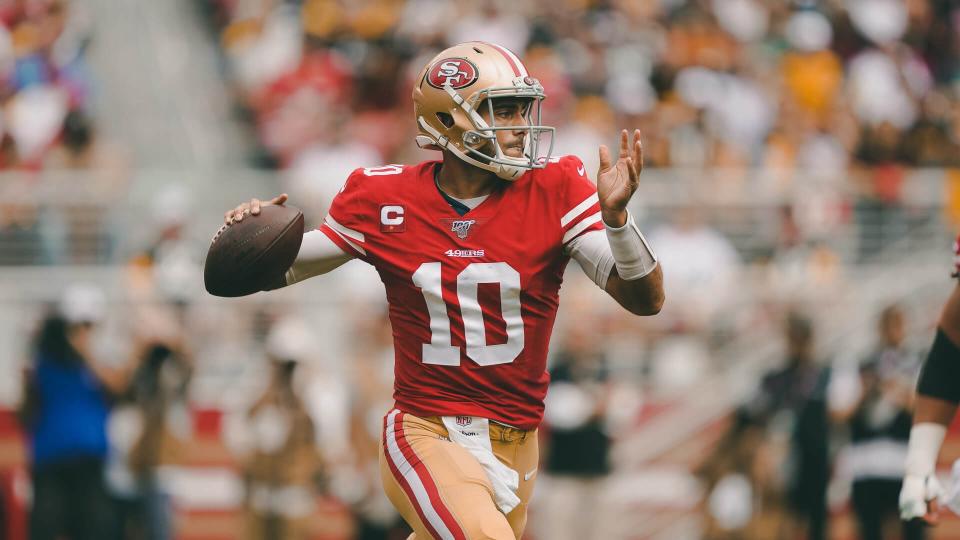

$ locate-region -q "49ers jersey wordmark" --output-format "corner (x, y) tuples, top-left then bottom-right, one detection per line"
(319, 156), (602, 430)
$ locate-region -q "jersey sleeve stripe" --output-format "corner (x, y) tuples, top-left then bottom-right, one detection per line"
(562, 212), (602, 244)
(324, 215), (365, 242)
(560, 193), (599, 227)
(319, 224), (367, 256)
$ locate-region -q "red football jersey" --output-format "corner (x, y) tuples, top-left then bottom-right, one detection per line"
(319, 156), (603, 429)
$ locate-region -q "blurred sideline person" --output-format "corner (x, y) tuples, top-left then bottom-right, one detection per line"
(746, 313), (830, 540)
(110, 338), (193, 540)
(536, 326), (615, 540)
(832, 305), (924, 540)
(221, 42), (664, 539)
(696, 410), (786, 540)
(344, 310), (412, 540)
(241, 318), (322, 540)
(18, 285), (139, 540)
(899, 236), (960, 525)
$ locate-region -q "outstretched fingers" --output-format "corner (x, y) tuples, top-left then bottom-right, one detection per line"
(599, 144), (612, 173)
(627, 129), (643, 183)
(633, 129), (643, 172)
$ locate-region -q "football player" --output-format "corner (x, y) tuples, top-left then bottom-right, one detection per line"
(223, 42), (664, 539)
(899, 235), (960, 525)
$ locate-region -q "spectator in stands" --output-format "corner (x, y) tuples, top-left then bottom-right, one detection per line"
(747, 313), (831, 540)
(18, 284), (139, 540)
(45, 109), (128, 180)
(832, 304), (925, 540)
(241, 318), (322, 540)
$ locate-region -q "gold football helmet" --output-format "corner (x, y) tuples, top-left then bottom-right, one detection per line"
(412, 42), (554, 181)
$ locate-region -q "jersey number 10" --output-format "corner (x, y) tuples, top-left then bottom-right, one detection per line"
(412, 262), (524, 367)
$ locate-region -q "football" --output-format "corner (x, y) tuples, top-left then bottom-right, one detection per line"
(204, 205), (305, 297)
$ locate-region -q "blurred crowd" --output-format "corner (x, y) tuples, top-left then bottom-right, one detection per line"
(0, 0), (115, 171)
(0, 0), (127, 268)
(197, 0), (959, 211)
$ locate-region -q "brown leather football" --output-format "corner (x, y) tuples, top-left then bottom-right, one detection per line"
(204, 205), (304, 297)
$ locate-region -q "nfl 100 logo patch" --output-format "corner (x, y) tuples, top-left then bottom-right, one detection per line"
(450, 219), (476, 239)
(455, 416), (472, 427)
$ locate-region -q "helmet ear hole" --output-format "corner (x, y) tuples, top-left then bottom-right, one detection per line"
(436, 113), (455, 129)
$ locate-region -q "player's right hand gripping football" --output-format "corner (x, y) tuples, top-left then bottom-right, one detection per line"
(223, 193), (287, 225)
(900, 473), (944, 524)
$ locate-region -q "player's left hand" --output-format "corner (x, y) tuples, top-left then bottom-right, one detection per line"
(597, 129), (642, 228)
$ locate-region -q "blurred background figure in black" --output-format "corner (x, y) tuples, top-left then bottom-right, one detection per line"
(536, 325), (622, 540)
(746, 313), (831, 540)
(832, 304), (925, 540)
(18, 285), (138, 540)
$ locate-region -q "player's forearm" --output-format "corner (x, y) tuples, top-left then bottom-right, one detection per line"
(603, 209), (662, 315)
(903, 304), (960, 480)
(263, 229), (353, 290)
(605, 263), (664, 315)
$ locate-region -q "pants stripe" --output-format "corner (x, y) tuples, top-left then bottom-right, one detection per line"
(384, 409), (465, 540)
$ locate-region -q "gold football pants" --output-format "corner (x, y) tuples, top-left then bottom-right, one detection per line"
(379, 409), (538, 540)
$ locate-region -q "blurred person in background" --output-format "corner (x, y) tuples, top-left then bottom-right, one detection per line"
(18, 284), (139, 540)
(747, 313), (831, 540)
(536, 325), (614, 540)
(109, 338), (193, 540)
(240, 318), (322, 540)
(899, 235), (960, 525)
(647, 204), (740, 331)
(44, 109), (127, 176)
(126, 184), (202, 305)
(342, 309), (410, 540)
(696, 410), (786, 540)
(832, 304), (925, 540)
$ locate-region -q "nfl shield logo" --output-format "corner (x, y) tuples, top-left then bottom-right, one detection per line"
(455, 415), (471, 427)
(451, 219), (476, 239)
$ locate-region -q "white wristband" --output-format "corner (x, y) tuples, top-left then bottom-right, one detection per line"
(604, 210), (657, 280)
(905, 423), (947, 477)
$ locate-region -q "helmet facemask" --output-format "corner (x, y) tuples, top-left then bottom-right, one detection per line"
(457, 83), (555, 179)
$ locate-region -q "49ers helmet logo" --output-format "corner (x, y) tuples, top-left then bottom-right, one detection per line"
(427, 58), (479, 90)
